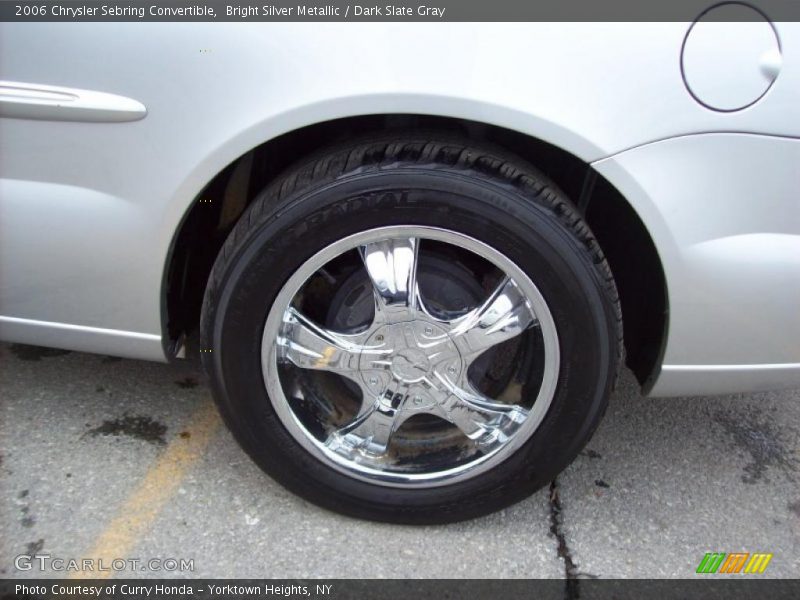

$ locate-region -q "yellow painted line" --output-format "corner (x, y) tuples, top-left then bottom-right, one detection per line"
(69, 400), (221, 579)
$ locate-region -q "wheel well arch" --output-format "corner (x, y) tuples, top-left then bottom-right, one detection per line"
(163, 114), (667, 389)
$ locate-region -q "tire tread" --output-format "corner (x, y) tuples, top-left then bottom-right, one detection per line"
(202, 133), (622, 385)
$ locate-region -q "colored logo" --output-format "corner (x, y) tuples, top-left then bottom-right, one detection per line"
(696, 552), (773, 574)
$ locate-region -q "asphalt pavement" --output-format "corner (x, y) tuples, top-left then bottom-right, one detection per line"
(1, 342), (798, 579)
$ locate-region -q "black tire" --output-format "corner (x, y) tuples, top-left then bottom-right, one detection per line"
(200, 133), (622, 524)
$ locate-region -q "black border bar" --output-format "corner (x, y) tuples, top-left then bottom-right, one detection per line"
(3, 579), (800, 600)
(3, 0), (800, 22)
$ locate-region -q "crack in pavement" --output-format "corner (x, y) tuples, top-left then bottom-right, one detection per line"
(549, 478), (579, 599)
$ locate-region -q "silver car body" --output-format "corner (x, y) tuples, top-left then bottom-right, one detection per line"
(1, 22), (799, 396)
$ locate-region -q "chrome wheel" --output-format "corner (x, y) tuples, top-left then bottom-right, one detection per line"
(207, 135), (621, 521)
(261, 226), (560, 487)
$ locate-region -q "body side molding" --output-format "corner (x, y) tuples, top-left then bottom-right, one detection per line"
(0, 80), (146, 122)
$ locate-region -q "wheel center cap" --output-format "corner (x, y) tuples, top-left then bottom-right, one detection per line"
(390, 348), (430, 383)
(359, 320), (462, 394)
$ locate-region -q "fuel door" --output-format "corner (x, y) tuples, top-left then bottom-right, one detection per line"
(681, 2), (781, 111)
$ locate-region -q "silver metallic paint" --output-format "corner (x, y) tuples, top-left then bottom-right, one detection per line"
(1, 22), (798, 396)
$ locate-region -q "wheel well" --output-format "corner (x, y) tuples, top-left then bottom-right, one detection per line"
(163, 114), (667, 389)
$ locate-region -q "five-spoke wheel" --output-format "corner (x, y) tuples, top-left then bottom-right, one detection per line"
(263, 227), (559, 486)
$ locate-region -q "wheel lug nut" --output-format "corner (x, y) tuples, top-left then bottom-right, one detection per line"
(447, 365), (457, 375)
(424, 326), (433, 335)
(413, 396), (423, 405)
(375, 334), (384, 342)
(369, 376), (379, 386)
